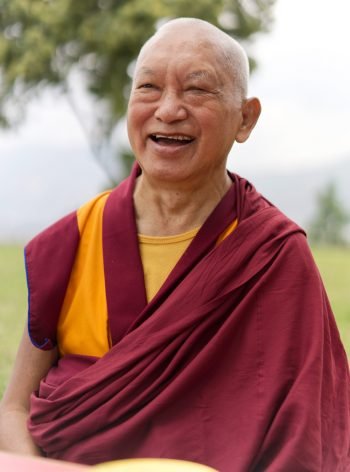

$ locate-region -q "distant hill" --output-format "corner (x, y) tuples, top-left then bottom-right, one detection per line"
(0, 148), (107, 243)
(241, 156), (350, 233)
(0, 151), (349, 243)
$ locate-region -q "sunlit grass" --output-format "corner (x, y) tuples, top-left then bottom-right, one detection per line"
(311, 246), (350, 354)
(0, 245), (27, 396)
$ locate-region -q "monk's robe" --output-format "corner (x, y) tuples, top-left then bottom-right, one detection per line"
(25, 166), (350, 471)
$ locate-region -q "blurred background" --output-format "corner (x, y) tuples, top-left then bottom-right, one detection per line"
(0, 0), (349, 394)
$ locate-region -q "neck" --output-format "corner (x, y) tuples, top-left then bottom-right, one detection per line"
(133, 172), (232, 236)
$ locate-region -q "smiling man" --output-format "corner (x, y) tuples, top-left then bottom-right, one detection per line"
(0, 18), (349, 472)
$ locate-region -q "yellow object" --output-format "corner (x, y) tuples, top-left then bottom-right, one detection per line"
(139, 218), (238, 302)
(139, 227), (200, 301)
(93, 458), (218, 471)
(57, 192), (111, 357)
(216, 218), (238, 245)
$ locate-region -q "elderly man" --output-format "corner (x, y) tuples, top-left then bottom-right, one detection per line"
(0, 18), (349, 472)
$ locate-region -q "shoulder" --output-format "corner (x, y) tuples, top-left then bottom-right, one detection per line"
(279, 231), (320, 278)
(24, 190), (112, 350)
(26, 190), (112, 252)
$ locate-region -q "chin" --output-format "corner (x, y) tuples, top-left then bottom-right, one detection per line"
(139, 160), (193, 184)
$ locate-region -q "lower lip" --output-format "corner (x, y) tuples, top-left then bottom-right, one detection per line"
(148, 138), (195, 155)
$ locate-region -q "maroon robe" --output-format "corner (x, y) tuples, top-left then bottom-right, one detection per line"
(26, 169), (350, 471)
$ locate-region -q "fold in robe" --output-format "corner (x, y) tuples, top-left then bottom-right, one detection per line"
(27, 170), (350, 471)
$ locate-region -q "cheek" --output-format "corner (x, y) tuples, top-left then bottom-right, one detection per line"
(197, 110), (240, 153)
(127, 103), (143, 128)
(128, 95), (155, 119)
(194, 108), (219, 132)
(197, 111), (231, 141)
(127, 104), (150, 144)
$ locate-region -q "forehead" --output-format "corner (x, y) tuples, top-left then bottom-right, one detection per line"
(135, 35), (227, 81)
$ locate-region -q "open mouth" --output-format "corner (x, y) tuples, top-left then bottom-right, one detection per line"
(149, 134), (195, 146)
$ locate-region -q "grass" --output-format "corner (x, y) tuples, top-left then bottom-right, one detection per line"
(0, 245), (27, 397)
(0, 244), (349, 398)
(312, 246), (350, 353)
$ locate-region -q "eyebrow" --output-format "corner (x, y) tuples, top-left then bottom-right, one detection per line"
(135, 67), (218, 85)
(137, 67), (156, 76)
(185, 70), (215, 81)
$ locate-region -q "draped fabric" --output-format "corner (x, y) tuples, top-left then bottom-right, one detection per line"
(27, 170), (350, 471)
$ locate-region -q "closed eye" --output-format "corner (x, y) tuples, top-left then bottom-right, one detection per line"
(186, 86), (207, 92)
(185, 84), (219, 95)
(138, 83), (156, 89)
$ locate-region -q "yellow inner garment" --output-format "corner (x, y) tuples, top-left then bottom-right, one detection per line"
(57, 192), (238, 358)
(138, 227), (200, 302)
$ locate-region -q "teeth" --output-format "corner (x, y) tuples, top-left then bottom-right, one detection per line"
(153, 134), (193, 141)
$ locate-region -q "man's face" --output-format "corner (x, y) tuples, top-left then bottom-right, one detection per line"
(127, 33), (245, 186)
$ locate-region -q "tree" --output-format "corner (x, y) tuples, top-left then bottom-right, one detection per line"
(0, 0), (276, 181)
(308, 182), (349, 246)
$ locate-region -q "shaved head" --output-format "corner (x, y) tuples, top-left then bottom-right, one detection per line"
(127, 17), (261, 188)
(136, 17), (250, 101)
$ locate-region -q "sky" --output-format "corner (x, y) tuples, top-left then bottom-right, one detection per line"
(231, 0), (350, 174)
(0, 0), (350, 240)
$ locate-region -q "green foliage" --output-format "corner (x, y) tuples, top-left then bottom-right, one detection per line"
(0, 0), (276, 176)
(308, 182), (349, 246)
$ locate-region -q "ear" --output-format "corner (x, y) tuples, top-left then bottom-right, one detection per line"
(236, 97), (261, 143)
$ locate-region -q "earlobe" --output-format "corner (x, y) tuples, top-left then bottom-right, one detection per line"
(236, 97), (261, 143)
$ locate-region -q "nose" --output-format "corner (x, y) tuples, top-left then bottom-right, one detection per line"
(154, 91), (188, 123)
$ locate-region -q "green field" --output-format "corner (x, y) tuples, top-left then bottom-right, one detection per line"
(312, 246), (350, 352)
(0, 246), (27, 396)
(0, 245), (349, 398)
